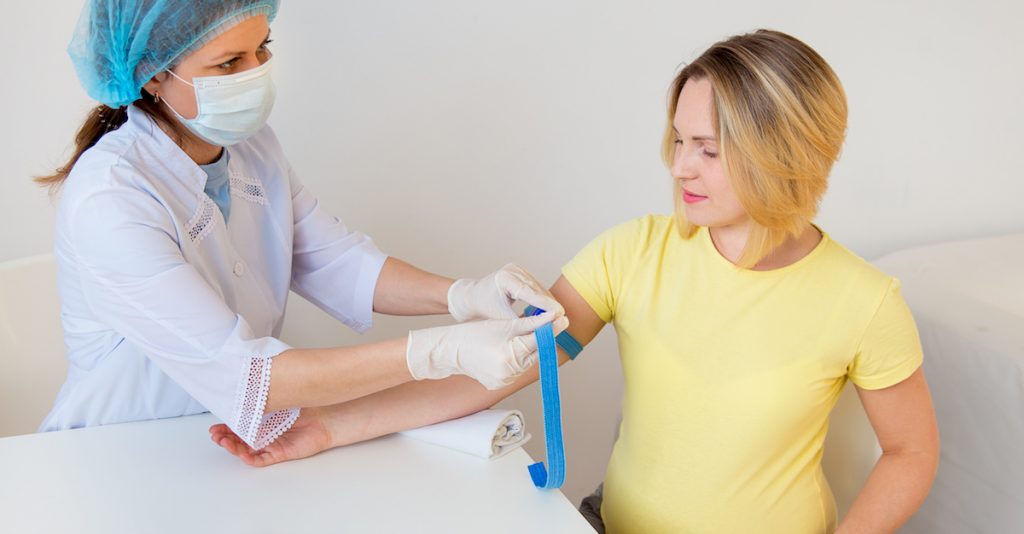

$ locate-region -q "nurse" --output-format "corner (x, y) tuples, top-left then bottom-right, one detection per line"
(37, 0), (567, 451)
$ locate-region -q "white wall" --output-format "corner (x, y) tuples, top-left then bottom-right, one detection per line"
(2, 0), (1022, 506)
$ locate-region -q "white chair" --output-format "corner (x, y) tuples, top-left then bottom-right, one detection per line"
(0, 254), (68, 437)
(822, 383), (882, 521)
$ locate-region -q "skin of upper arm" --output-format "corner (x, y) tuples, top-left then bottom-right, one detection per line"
(550, 275), (606, 347)
(477, 274), (608, 403)
(855, 367), (940, 458)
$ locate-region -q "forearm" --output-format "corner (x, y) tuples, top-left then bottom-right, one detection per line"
(372, 257), (453, 316)
(836, 449), (939, 533)
(318, 275), (604, 445)
(265, 338), (412, 412)
(320, 352), (558, 447)
(322, 377), (503, 446)
(295, 275), (598, 446)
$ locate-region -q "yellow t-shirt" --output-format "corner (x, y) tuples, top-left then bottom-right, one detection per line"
(562, 215), (923, 534)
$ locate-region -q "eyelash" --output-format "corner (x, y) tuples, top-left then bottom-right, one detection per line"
(218, 40), (274, 70)
(674, 139), (718, 158)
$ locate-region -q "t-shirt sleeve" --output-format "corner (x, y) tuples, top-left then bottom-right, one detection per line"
(560, 218), (646, 323)
(847, 278), (925, 390)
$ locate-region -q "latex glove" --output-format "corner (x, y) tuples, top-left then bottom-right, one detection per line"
(407, 312), (570, 390)
(447, 264), (565, 322)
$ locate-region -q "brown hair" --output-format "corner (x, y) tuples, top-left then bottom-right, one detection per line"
(662, 29), (848, 268)
(35, 90), (190, 194)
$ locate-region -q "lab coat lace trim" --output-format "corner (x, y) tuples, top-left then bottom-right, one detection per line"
(229, 173), (269, 206)
(235, 356), (300, 450)
(185, 193), (218, 245)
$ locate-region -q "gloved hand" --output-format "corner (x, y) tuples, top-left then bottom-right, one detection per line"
(407, 312), (570, 390)
(447, 264), (565, 322)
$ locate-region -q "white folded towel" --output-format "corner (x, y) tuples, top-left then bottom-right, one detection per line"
(399, 409), (531, 460)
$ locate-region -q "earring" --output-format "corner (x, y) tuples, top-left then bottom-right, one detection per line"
(154, 93), (161, 103)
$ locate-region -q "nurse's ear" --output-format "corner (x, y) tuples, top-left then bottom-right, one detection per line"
(143, 69), (199, 120)
(142, 72), (171, 102)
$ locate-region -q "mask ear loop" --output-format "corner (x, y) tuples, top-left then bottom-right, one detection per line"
(158, 69), (194, 121)
(165, 68), (196, 88)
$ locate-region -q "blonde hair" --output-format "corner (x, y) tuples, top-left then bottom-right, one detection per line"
(662, 29), (848, 268)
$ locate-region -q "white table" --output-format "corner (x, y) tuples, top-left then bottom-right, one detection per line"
(0, 414), (595, 533)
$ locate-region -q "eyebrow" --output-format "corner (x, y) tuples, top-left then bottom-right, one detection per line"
(209, 30), (273, 62)
(672, 127), (716, 142)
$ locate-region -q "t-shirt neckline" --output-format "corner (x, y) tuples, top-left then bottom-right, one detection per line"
(697, 224), (831, 276)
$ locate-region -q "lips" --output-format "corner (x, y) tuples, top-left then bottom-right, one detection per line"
(682, 188), (707, 204)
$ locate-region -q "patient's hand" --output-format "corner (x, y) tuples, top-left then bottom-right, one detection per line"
(209, 407), (332, 467)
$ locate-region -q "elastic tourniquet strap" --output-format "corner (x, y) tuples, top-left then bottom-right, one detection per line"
(526, 307), (566, 489)
(524, 305), (583, 360)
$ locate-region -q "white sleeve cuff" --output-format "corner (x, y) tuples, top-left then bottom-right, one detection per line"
(233, 352), (300, 450)
(348, 250), (388, 334)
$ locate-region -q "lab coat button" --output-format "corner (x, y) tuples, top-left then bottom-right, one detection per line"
(233, 262), (245, 277)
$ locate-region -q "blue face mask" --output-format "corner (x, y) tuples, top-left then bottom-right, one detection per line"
(163, 57), (276, 147)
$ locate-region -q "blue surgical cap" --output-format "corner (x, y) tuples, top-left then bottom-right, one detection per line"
(69, 0), (280, 108)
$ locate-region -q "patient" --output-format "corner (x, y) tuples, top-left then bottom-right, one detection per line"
(211, 29), (939, 534)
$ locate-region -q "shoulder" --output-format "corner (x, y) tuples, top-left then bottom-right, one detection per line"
(61, 107), (196, 206)
(598, 214), (676, 251)
(817, 233), (900, 306)
(58, 130), (180, 238)
(62, 141), (158, 212)
(568, 214), (676, 277)
(231, 124), (289, 170)
(226, 124), (293, 195)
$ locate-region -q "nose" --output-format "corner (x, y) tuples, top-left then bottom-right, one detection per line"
(670, 143), (698, 181)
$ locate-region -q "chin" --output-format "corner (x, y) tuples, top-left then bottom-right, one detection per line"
(681, 206), (712, 227)
(683, 207), (747, 230)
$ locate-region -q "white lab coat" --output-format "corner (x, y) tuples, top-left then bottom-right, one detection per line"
(40, 106), (387, 449)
